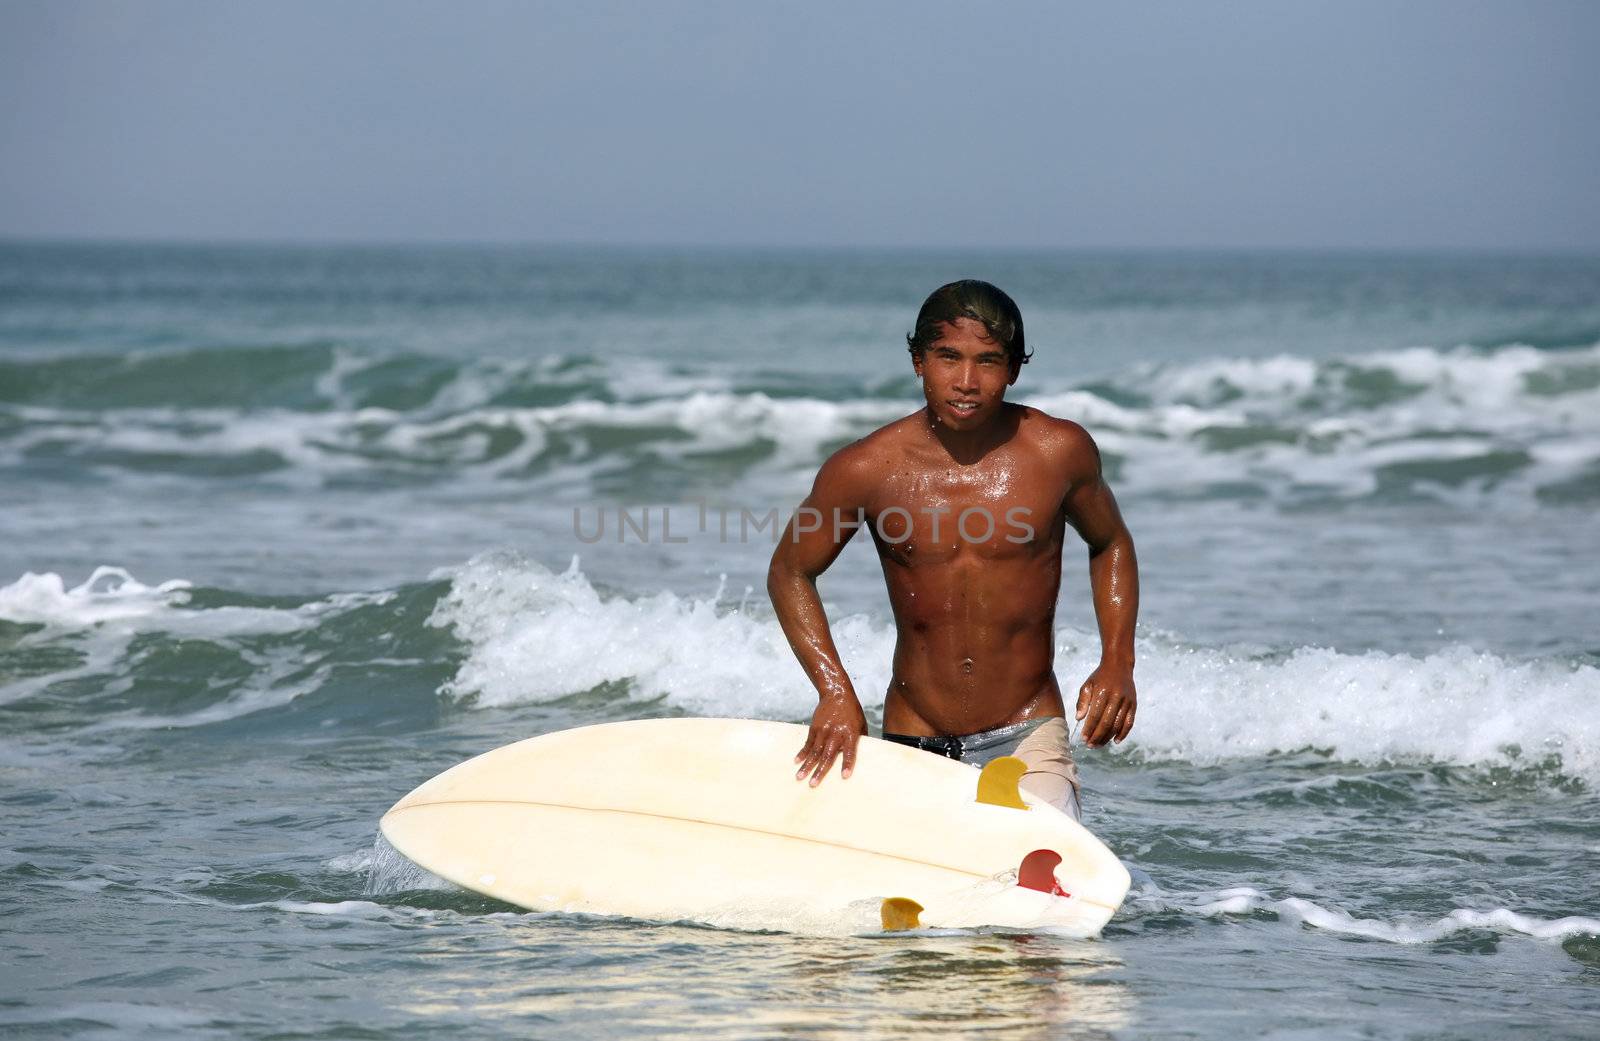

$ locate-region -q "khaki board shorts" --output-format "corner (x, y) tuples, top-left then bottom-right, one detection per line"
(882, 717), (1082, 820)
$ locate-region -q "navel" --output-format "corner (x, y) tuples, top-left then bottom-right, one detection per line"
(960, 657), (974, 674)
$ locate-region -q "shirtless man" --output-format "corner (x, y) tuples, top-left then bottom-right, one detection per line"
(767, 280), (1138, 818)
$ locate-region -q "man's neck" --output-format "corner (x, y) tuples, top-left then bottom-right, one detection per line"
(922, 404), (1016, 464)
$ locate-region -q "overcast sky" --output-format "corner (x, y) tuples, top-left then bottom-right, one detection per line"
(2, 0), (1596, 250)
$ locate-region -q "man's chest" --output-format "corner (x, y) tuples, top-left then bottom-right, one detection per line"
(860, 456), (1068, 559)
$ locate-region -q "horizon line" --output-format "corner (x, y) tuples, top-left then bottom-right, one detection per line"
(3, 232), (1598, 260)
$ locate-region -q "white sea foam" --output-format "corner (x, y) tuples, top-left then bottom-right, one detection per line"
(428, 552), (891, 718)
(252, 898), (398, 918)
(430, 555), (1600, 782)
(0, 567), (391, 722)
(1140, 884), (1600, 944)
(1028, 342), (1600, 504)
(1131, 642), (1599, 778)
(7, 342), (1597, 506)
(11, 556), (1594, 776)
(0, 567), (393, 637)
(325, 850), (375, 874)
(0, 567), (194, 626)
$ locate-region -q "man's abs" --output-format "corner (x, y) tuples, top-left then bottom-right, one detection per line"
(877, 541), (1065, 736)
(881, 619), (1066, 737)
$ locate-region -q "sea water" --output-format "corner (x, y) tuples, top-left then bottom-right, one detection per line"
(2, 242), (1598, 1039)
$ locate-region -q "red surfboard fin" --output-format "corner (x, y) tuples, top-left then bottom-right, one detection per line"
(1018, 849), (1070, 898)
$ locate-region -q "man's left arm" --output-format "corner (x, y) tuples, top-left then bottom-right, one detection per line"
(1061, 433), (1140, 747)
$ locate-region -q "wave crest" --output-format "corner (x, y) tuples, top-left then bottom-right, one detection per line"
(5, 341), (1598, 506)
(429, 555), (1600, 783)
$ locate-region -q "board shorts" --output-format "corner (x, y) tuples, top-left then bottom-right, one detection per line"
(883, 717), (1082, 820)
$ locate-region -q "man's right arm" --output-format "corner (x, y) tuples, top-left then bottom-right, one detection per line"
(767, 445), (870, 786)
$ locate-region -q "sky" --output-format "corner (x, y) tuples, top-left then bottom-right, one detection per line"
(1, 0), (1597, 250)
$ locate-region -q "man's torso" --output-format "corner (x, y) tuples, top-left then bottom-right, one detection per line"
(851, 404), (1083, 736)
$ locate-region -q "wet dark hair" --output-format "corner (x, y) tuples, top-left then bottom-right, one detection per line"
(905, 280), (1031, 368)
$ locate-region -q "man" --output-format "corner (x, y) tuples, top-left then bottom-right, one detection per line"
(766, 280), (1138, 819)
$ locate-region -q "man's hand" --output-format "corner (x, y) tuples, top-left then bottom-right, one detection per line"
(794, 695), (868, 786)
(1076, 663), (1136, 747)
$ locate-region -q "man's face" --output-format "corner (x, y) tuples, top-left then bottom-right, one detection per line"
(912, 317), (1020, 431)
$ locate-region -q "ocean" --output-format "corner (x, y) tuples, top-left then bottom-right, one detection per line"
(2, 241), (1597, 1039)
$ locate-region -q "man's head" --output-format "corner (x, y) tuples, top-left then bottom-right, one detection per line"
(907, 280), (1029, 432)
(905, 280), (1031, 371)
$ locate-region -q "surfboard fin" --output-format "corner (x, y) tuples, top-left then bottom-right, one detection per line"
(880, 897), (924, 931)
(975, 755), (1030, 809)
(1018, 849), (1070, 898)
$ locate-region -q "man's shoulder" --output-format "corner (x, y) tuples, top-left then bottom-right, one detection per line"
(829, 411), (922, 462)
(1012, 405), (1102, 479)
(1014, 405), (1097, 452)
(814, 412), (921, 485)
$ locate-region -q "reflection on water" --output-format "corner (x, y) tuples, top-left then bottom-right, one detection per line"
(369, 823), (1135, 1037)
(392, 914), (1133, 1039)
(779, 934), (1133, 1039)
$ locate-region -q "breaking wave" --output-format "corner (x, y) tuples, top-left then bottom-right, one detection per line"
(5, 557), (1596, 784)
(3, 341), (1599, 505)
(426, 556), (1600, 783)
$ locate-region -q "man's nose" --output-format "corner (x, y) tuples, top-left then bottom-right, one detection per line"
(955, 363), (978, 390)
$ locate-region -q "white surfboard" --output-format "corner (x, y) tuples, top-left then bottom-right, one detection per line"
(380, 717), (1130, 936)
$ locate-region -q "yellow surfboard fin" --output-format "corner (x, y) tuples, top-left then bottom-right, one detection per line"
(880, 897), (924, 931)
(975, 755), (1030, 809)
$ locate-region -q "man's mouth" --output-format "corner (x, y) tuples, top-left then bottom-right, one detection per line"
(949, 400), (980, 416)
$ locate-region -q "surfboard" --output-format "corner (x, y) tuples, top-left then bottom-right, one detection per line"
(379, 717), (1130, 935)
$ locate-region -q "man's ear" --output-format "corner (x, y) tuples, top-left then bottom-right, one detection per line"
(1007, 361), (1021, 386)
(911, 350), (925, 378)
